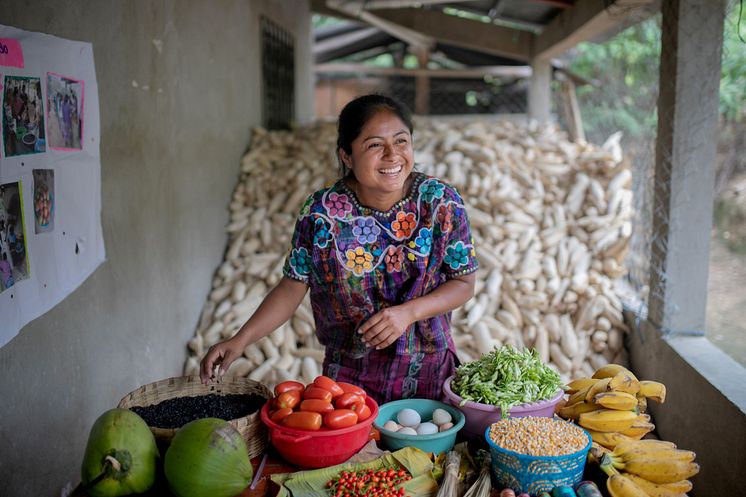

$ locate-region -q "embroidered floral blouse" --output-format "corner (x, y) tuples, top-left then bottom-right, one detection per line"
(283, 172), (478, 359)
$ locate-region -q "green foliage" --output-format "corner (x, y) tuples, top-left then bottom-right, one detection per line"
(568, 15), (661, 142)
(720, 3), (746, 121)
(569, 2), (746, 143)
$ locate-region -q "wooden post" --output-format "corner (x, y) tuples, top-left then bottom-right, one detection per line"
(529, 58), (551, 123)
(646, 0), (726, 334)
(560, 78), (585, 142)
(412, 45), (430, 115)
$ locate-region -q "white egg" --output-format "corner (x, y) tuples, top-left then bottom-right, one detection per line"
(416, 422), (439, 435)
(431, 408), (452, 426)
(383, 420), (400, 432)
(397, 427), (417, 436)
(438, 422), (454, 432)
(396, 408), (421, 427)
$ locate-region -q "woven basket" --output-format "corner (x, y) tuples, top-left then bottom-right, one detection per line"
(117, 375), (271, 459)
(484, 421), (592, 495)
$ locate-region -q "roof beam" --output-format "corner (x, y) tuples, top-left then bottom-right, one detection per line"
(326, 1), (435, 50)
(354, 0), (471, 8)
(313, 26), (382, 58)
(315, 63), (532, 78)
(368, 7), (533, 62)
(532, 0), (657, 60)
(309, 0), (358, 21)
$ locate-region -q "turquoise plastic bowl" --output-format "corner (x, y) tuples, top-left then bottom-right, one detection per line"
(374, 398), (465, 454)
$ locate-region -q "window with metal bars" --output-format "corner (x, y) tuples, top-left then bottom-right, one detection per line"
(261, 16), (295, 130)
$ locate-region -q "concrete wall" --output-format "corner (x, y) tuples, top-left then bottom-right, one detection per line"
(0, 1), (311, 495)
(628, 318), (746, 497)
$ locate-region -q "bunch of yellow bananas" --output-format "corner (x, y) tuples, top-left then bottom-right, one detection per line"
(560, 364), (700, 496)
(599, 439), (699, 497)
(558, 363), (666, 449)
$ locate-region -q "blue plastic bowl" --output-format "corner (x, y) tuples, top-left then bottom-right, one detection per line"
(374, 398), (465, 454)
(484, 419), (592, 495)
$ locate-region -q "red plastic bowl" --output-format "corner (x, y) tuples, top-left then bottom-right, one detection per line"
(260, 395), (379, 468)
(443, 375), (564, 439)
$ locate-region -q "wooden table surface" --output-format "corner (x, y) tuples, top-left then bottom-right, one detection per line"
(70, 443), (610, 497)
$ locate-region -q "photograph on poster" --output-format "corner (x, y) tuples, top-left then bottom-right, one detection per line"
(2, 75), (46, 157)
(32, 169), (54, 234)
(0, 181), (30, 292)
(46, 72), (83, 150)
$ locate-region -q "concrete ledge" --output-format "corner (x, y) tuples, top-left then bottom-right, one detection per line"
(665, 334), (746, 414)
(628, 318), (746, 496)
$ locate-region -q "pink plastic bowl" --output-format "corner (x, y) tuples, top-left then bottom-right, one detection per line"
(442, 375), (564, 439)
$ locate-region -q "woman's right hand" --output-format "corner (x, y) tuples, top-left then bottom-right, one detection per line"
(200, 337), (244, 384)
(198, 276), (309, 384)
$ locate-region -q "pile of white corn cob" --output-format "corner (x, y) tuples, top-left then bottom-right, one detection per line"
(184, 119), (633, 387)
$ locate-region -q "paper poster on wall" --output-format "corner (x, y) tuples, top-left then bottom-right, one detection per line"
(32, 169), (53, 233)
(2, 75), (46, 156)
(46, 72), (83, 150)
(0, 181), (29, 292)
(0, 24), (104, 346)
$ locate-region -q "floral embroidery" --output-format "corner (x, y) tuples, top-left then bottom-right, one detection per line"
(385, 245), (405, 272)
(436, 204), (452, 233)
(289, 247), (311, 276)
(444, 240), (470, 270)
(419, 181), (445, 203)
(300, 195), (314, 216)
(391, 211), (416, 238)
(314, 218), (332, 248)
(324, 192), (353, 218)
(345, 247), (374, 275)
(414, 227), (433, 255)
(352, 217), (381, 244)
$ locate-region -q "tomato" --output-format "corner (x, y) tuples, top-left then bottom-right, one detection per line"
(338, 382), (367, 398)
(313, 375), (345, 397)
(304, 386), (333, 402)
(270, 407), (293, 423)
(276, 390), (302, 410)
(335, 392), (365, 411)
(356, 403), (372, 421)
(324, 409), (359, 429)
(274, 380), (305, 397)
(282, 411), (322, 430)
(300, 399), (334, 413)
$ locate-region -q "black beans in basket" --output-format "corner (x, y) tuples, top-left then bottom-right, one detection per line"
(130, 393), (266, 429)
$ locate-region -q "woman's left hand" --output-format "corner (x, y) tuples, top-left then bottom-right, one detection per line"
(358, 305), (413, 350)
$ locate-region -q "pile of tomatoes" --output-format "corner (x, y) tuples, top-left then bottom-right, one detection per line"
(326, 468), (411, 497)
(268, 375), (372, 430)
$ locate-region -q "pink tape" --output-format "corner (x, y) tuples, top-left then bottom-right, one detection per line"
(0, 39), (24, 68)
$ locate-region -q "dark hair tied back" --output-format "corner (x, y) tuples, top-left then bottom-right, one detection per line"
(336, 94), (413, 178)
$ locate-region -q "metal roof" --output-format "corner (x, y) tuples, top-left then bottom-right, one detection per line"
(312, 0), (658, 67)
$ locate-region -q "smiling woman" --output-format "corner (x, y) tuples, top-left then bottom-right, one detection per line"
(201, 95), (478, 404)
(337, 97), (415, 212)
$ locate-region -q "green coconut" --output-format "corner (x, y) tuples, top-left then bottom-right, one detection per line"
(81, 408), (159, 497)
(164, 418), (253, 497)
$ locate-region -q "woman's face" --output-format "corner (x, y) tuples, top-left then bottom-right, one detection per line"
(340, 110), (414, 197)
